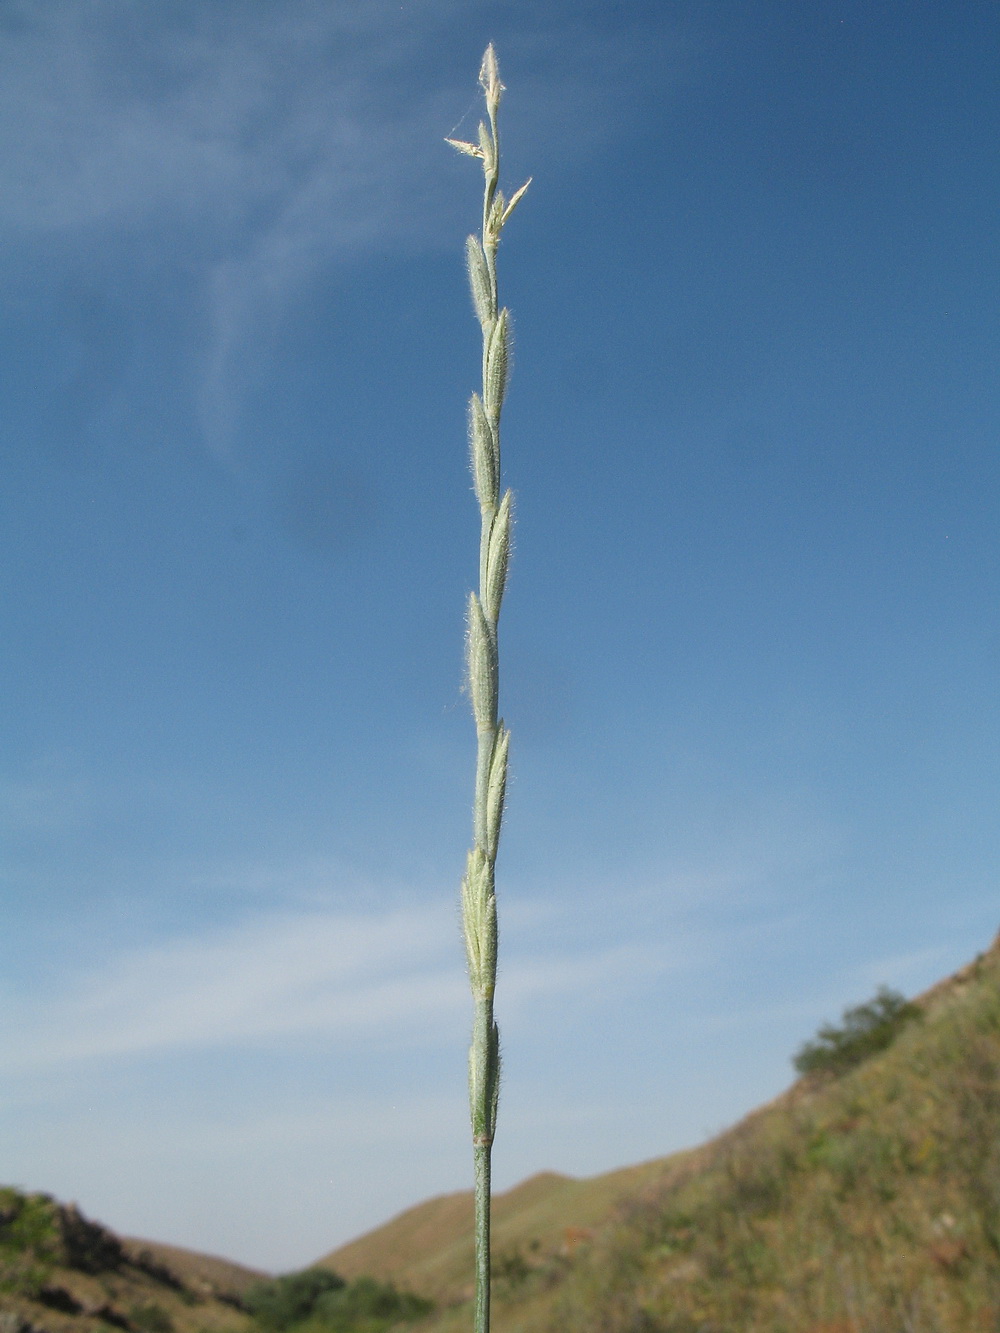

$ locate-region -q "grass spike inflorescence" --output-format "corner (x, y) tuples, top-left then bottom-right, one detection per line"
(447, 43), (530, 1333)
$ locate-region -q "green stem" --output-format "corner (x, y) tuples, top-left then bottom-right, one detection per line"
(473, 1140), (492, 1333)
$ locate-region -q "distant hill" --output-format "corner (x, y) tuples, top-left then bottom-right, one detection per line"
(318, 931), (1000, 1332)
(0, 1189), (262, 1333)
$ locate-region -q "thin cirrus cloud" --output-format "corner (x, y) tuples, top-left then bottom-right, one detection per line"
(0, 1), (679, 455)
(0, 0), (463, 238)
(0, 906), (462, 1071)
(0, 0), (470, 454)
(0, 899), (671, 1074)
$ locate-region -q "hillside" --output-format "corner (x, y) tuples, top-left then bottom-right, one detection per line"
(319, 1160), (682, 1304)
(6, 933), (1000, 1333)
(0, 1189), (261, 1333)
(319, 932), (1000, 1332)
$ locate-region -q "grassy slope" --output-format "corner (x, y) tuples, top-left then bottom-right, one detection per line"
(0, 1191), (263, 1333)
(323, 934), (1000, 1333)
(120, 1238), (264, 1302)
(318, 1161), (681, 1304)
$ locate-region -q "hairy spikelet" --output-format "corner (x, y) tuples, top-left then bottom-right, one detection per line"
(466, 592), (496, 731)
(466, 235), (492, 328)
(469, 393), (497, 510)
(502, 178), (531, 224)
(485, 308), (509, 418)
(485, 725), (509, 861)
(484, 491), (512, 622)
(479, 44), (503, 108)
(462, 848), (492, 988)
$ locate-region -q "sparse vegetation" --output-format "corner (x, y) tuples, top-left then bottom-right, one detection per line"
(545, 944), (1000, 1332)
(318, 938), (1000, 1333)
(130, 1301), (176, 1333)
(793, 985), (922, 1077)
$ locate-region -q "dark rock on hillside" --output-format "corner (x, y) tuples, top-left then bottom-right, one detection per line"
(53, 1206), (124, 1276)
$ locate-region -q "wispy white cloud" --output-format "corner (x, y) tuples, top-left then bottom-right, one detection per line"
(0, 0), (455, 238)
(0, 1), (682, 454)
(0, 895), (681, 1072)
(1, 905), (459, 1068)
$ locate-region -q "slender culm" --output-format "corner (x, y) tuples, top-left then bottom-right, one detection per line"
(447, 45), (530, 1333)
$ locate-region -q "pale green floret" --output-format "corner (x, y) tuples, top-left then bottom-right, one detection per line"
(484, 309), (509, 419)
(480, 44), (503, 113)
(501, 179), (531, 225)
(465, 592), (496, 732)
(465, 236), (492, 329)
(484, 491), (511, 622)
(468, 394), (497, 510)
(461, 848), (492, 990)
(485, 727), (510, 862)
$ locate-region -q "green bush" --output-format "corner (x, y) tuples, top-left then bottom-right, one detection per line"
(311, 1277), (432, 1332)
(0, 1190), (62, 1296)
(794, 986), (921, 1077)
(244, 1268), (346, 1331)
(0, 1190), (61, 1259)
(245, 1268), (431, 1333)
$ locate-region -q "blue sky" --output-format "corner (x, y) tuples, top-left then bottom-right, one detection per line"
(2, 0), (998, 1273)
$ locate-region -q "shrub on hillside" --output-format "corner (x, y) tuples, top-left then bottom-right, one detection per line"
(245, 1268), (432, 1333)
(0, 1190), (64, 1297)
(794, 986), (921, 1076)
(310, 1276), (433, 1332)
(244, 1268), (346, 1330)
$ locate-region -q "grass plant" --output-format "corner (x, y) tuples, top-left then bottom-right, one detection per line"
(446, 43), (530, 1333)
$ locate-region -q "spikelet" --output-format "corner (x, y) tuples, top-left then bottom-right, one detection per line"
(485, 308), (509, 419)
(485, 724), (510, 861)
(446, 137), (483, 158)
(461, 849), (482, 986)
(466, 592), (496, 731)
(462, 847), (494, 989)
(465, 235), (492, 328)
(502, 179), (531, 224)
(484, 490), (511, 621)
(468, 393), (497, 510)
(479, 44), (503, 110)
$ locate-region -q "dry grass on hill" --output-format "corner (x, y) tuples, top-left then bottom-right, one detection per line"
(321, 933), (1000, 1333)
